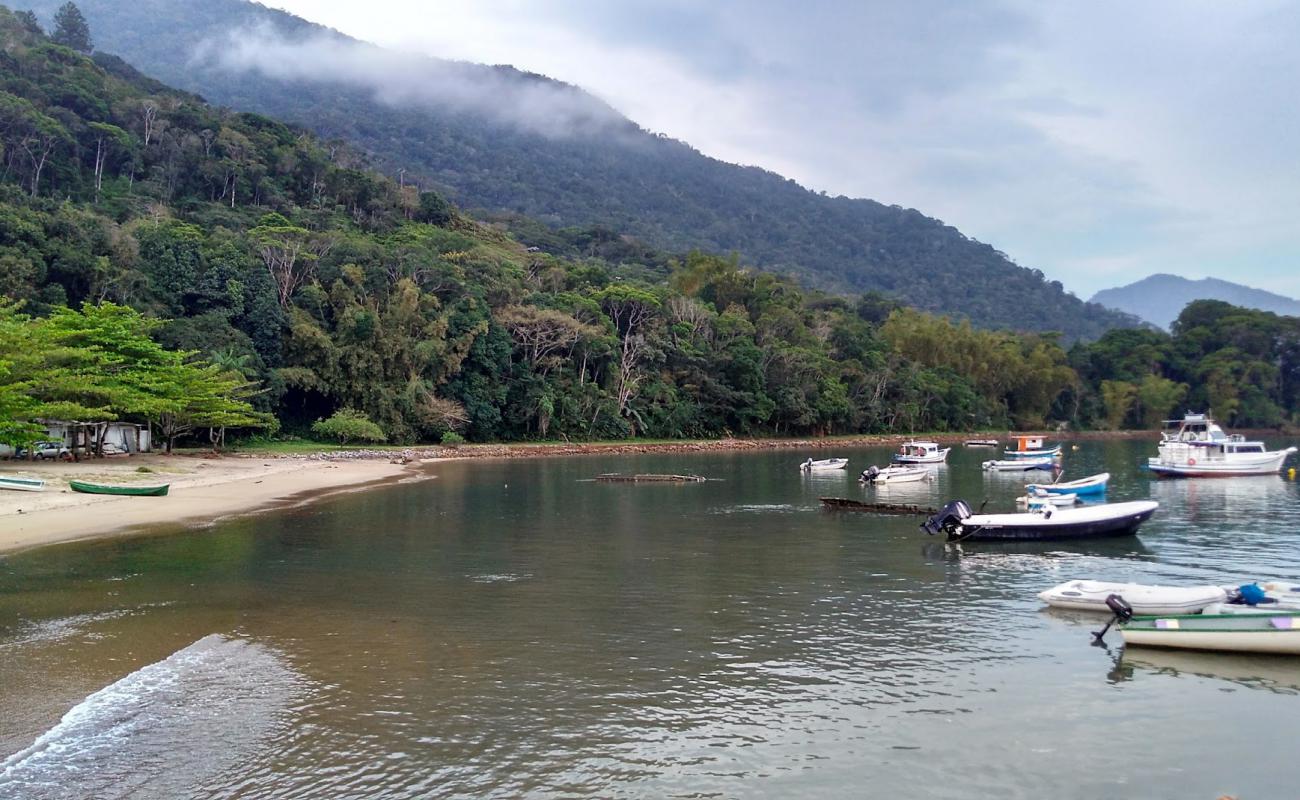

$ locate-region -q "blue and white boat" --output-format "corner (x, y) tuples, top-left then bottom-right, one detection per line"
(1025, 472), (1109, 497)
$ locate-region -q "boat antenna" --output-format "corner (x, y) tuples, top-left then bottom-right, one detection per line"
(1090, 594), (1133, 644)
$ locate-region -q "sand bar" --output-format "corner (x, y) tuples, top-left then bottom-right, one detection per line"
(0, 454), (424, 555)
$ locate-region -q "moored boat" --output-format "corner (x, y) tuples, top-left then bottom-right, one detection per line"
(982, 458), (1056, 472)
(1015, 490), (1078, 508)
(964, 439), (999, 447)
(0, 474), (45, 492)
(68, 480), (170, 497)
(800, 457), (848, 472)
(921, 499), (1158, 542)
(1003, 435), (1062, 458)
(1039, 579), (1226, 615)
(1024, 472), (1109, 497)
(891, 441), (950, 464)
(1147, 412), (1296, 477)
(1119, 612), (1300, 655)
(860, 464), (932, 485)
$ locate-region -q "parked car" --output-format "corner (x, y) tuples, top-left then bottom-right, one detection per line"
(16, 441), (72, 460)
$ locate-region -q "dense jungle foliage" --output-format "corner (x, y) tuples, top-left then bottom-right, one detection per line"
(23, 0), (1139, 341)
(1, 9), (1296, 448)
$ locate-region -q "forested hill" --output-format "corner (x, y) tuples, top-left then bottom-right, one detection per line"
(24, 0), (1138, 341)
(1092, 274), (1300, 331)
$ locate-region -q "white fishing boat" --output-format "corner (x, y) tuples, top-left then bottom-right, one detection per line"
(1039, 579), (1227, 615)
(1015, 490), (1078, 508)
(982, 458), (1056, 472)
(1147, 412), (1296, 477)
(1003, 435), (1062, 458)
(860, 465), (932, 485)
(1119, 611), (1300, 655)
(891, 441), (950, 464)
(800, 457), (849, 472)
(0, 474), (45, 492)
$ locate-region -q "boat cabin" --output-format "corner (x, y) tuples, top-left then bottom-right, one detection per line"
(1010, 435), (1046, 451)
(1160, 412), (1226, 443)
(898, 441), (941, 457)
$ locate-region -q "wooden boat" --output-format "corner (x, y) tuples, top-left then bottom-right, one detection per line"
(800, 457), (848, 472)
(859, 465), (931, 485)
(819, 497), (937, 515)
(1004, 435), (1062, 458)
(1015, 491), (1077, 508)
(0, 474), (45, 492)
(982, 458), (1056, 472)
(921, 499), (1158, 542)
(1039, 579), (1227, 615)
(1025, 472), (1109, 497)
(1120, 612), (1300, 655)
(891, 441), (950, 464)
(1148, 412), (1296, 477)
(68, 480), (170, 497)
(594, 473), (707, 483)
(964, 439), (999, 447)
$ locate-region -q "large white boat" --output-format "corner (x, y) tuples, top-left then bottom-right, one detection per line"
(1147, 412), (1296, 477)
(891, 441), (950, 464)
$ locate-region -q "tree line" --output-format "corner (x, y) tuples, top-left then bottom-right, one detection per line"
(0, 8), (1295, 452)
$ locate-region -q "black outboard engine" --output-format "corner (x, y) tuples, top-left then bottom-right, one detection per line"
(921, 499), (973, 536)
(859, 465), (880, 483)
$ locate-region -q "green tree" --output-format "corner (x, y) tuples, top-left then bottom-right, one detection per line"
(1100, 380), (1137, 430)
(51, 2), (92, 53)
(312, 408), (387, 444)
(1135, 374), (1188, 428)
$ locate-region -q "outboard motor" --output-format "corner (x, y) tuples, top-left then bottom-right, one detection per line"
(859, 465), (880, 483)
(921, 499), (973, 536)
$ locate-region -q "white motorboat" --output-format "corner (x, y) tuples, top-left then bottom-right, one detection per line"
(1003, 435), (1062, 458)
(0, 474), (45, 492)
(1039, 579), (1227, 615)
(922, 499), (1159, 542)
(1119, 612), (1300, 655)
(1024, 472), (1109, 497)
(1016, 491), (1078, 508)
(800, 457), (848, 472)
(860, 465), (932, 485)
(982, 458), (1056, 472)
(1147, 412), (1296, 477)
(891, 441), (950, 464)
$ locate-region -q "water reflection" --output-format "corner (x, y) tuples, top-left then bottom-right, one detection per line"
(1118, 648), (1300, 696)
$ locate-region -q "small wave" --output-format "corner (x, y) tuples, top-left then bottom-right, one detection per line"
(0, 634), (301, 799)
(468, 573), (533, 584)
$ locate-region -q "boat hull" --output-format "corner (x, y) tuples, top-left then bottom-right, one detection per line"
(68, 480), (170, 497)
(983, 459), (1056, 472)
(0, 475), (45, 492)
(1039, 580), (1226, 615)
(945, 501), (1158, 542)
(1121, 613), (1300, 655)
(1004, 446), (1062, 458)
(1025, 472), (1109, 496)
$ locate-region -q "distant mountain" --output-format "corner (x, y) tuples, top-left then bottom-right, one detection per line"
(29, 0), (1139, 340)
(1091, 274), (1300, 330)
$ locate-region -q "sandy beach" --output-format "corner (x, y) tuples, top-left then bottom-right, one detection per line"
(0, 454), (425, 555)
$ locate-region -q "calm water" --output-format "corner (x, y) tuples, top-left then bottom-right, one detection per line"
(2, 439), (1299, 799)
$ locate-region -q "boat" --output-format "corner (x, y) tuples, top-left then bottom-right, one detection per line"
(921, 499), (1158, 542)
(1039, 579), (1227, 615)
(68, 480), (170, 497)
(1015, 490), (1078, 508)
(800, 457), (848, 472)
(891, 441), (950, 464)
(1003, 435), (1062, 458)
(964, 439), (999, 447)
(982, 458), (1057, 472)
(1202, 581), (1300, 614)
(860, 465), (932, 485)
(1119, 611), (1300, 655)
(1024, 472), (1109, 497)
(0, 474), (45, 492)
(1147, 412), (1296, 477)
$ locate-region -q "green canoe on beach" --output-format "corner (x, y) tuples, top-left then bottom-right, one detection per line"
(68, 480), (170, 497)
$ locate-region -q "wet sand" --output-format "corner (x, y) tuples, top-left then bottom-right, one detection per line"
(0, 455), (425, 554)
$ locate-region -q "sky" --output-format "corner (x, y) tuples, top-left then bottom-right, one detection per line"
(256, 0), (1300, 299)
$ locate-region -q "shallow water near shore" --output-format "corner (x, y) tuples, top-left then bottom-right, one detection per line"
(2, 439), (1299, 798)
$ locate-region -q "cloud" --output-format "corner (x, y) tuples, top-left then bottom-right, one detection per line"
(192, 22), (631, 139)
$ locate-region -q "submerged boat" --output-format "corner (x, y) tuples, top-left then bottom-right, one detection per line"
(921, 499), (1158, 542)
(1147, 412), (1296, 477)
(68, 480), (170, 497)
(0, 474), (45, 492)
(982, 458), (1057, 472)
(891, 441), (950, 464)
(964, 439), (999, 447)
(1119, 612), (1300, 655)
(1004, 435), (1062, 458)
(800, 457), (848, 472)
(860, 464), (932, 485)
(1024, 472), (1109, 497)
(1039, 579), (1227, 615)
